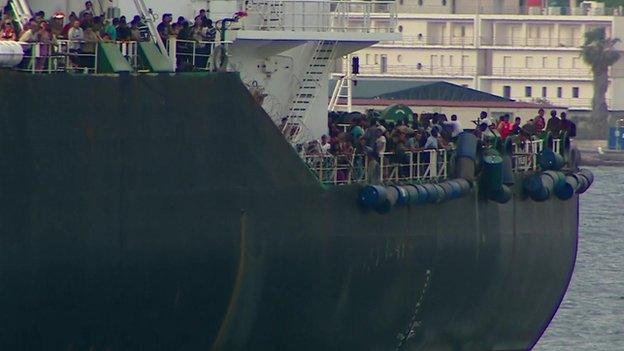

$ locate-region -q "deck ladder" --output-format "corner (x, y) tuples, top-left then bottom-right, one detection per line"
(282, 40), (338, 145)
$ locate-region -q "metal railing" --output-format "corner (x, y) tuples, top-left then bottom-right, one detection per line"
(239, 0), (397, 33)
(480, 36), (584, 48)
(15, 40), (99, 74)
(354, 63), (476, 77)
(511, 138), (564, 173)
(303, 149), (449, 185)
(166, 39), (220, 71)
(491, 67), (592, 78)
(394, 5), (624, 16)
(12, 40), (143, 74)
(378, 35), (475, 47)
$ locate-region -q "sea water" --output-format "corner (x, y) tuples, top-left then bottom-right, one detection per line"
(534, 167), (624, 351)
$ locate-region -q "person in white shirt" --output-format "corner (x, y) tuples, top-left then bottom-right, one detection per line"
(18, 22), (37, 43)
(444, 114), (463, 138)
(67, 21), (84, 51)
(320, 135), (331, 155)
(375, 126), (387, 155)
(424, 129), (439, 149)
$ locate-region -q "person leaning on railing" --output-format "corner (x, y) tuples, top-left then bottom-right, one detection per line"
(0, 22), (16, 41)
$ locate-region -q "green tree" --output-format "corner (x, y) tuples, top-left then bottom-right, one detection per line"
(580, 27), (620, 131)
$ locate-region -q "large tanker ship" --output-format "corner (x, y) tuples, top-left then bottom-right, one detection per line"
(0, 0), (593, 350)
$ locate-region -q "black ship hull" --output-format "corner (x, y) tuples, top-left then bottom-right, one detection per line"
(0, 72), (578, 350)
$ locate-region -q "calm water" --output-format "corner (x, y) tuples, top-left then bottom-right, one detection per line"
(534, 167), (624, 351)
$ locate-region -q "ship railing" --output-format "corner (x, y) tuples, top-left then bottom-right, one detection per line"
(239, 0), (397, 33)
(511, 138), (563, 172)
(303, 153), (368, 185)
(13, 40), (140, 74)
(303, 149), (448, 185)
(14, 40), (99, 74)
(379, 150), (448, 183)
(165, 39), (229, 72)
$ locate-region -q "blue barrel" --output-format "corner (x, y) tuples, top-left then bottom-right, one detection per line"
(619, 127), (624, 150)
(386, 186), (399, 206)
(452, 178), (472, 196)
(438, 182), (457, 202)
(392, 185), (410, 206)
(456, 132), (478, 160)
(538, 148), (565, 171)
(608, 127), (618, 150)
(543, 171), (565, 187)
(565, 174), (579, 191)
(555, 180), (576, 201)
(576, 174), (590, 194)
(502, 155), (514, 186)
(359, 185), (387, 207)
(404, 185), (420, 205)
(489, 184), (512, 204)
(446, 181), (464, 199)
(422, 184), (443, 204)
(530, 185), (551, 202)
(414, 184), (429, 204)
(523, 174), (542, 193)
(578, 169), (594, 186)
(482, 152), (503, 193)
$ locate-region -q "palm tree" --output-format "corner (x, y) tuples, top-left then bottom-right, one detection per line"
(581, 27), (620, 132)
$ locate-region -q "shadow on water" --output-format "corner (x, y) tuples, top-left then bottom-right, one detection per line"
(534, 167), (624, 350)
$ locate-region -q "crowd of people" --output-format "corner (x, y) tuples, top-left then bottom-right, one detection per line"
(1, 2), (217, 45)
(311, 108), (577, 160)
(1, 2), (218, 70)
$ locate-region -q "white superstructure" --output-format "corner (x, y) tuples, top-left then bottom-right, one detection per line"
(343, 0), (624, 113)
(25, 0), (399, 139)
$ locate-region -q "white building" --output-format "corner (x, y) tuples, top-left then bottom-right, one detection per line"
(345, 0), (624, 115)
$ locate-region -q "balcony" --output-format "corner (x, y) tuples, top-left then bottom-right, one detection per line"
(357, 64), (476, 77)
(481, 36), (583, 48)
(402, 5), (624, 16)
(377, 35), (475, 47)
(511, 97), (608, 109)
(489, 67), (592, 79)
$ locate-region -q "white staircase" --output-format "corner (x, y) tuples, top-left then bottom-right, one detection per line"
(329, 75), (352, 113)
(8, 0), (33, 31)
(282, 40), (338, 145)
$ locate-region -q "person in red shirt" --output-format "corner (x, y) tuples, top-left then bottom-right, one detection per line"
(534, 108), (546, 133)
(0, 22), (16, 40)
(498, 114), (513, 140)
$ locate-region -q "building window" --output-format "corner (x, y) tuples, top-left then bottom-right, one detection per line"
(365, 54), (370, 65)
(449, 55), (454, 67)
(557, 57), (563, 68)
(542, 87), (547, 98)
(572, 87), (580, 98)
(557, 87), (563, 98)
(442, 0), (447, 5)
(461, 26), (466, 37)
(503, 86), (511, 98)
(572, 57), (579, 69)
(418, 0), (423, 5)
(397, 54), (403, 63)
(399, 0), (404, 4)
(525, 56), (533, 68)
(525, 86), (532, 98)
(440, 55), (445, 66)
(398, 25), (403, 33)
(542, 57), (548, 68)
(374, 54), (379, 65)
